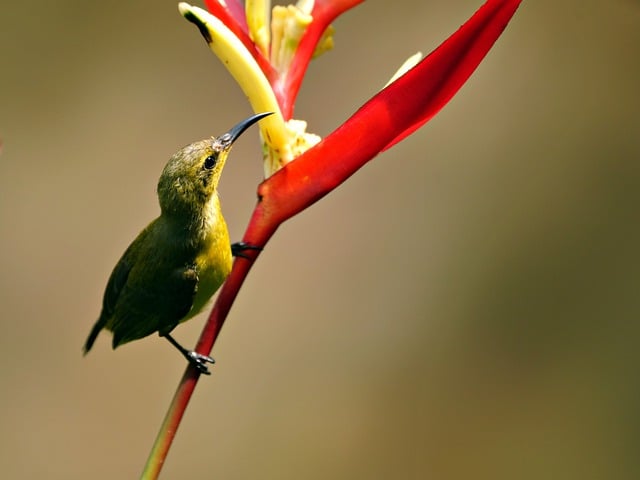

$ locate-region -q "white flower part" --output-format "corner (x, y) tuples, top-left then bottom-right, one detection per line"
(384, 52), (424, 89)
(296, 0), (314, 16)
(270, 4), (312, 73)
(263, 119), (321, 176)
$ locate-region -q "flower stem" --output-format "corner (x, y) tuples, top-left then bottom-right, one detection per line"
(140, 370), (198, 479)
(140, 216), (277, 480)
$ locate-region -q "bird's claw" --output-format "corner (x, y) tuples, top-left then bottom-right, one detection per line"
(186, 351), (215, 375)
(231, 242), (263, 260)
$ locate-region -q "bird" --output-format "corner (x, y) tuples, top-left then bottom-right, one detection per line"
(83, 112), (272, 374)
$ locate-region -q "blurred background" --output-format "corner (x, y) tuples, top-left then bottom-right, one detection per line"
(1, 0), (639, 478)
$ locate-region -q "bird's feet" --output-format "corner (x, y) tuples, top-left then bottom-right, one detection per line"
(185, 350), (216, 375)
(164, 333), (215, 375)
(231, 241), (263, 259)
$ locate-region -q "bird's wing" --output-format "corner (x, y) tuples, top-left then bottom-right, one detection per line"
(106, 226), (202, 348)
(102, 228), (150, 319)
(83, 226), (151, 353)
(156, 265), (199, 334)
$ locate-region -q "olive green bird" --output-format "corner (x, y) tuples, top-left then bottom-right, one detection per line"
(83, 112), (272, 374)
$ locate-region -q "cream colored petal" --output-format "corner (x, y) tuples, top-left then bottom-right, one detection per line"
(246, 0), (271, 58)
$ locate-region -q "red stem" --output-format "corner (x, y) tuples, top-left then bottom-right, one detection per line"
(195, 217), (278, 353)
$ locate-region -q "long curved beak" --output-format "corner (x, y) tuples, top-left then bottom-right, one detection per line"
(224, 112), (273, 145)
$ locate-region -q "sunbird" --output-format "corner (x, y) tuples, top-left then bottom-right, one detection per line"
(83, 112), (272, 374)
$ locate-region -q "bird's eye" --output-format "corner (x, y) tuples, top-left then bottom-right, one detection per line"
(203, 155), (217, 170)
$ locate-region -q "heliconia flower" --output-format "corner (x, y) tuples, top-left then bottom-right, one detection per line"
(143, 3), (523, 477)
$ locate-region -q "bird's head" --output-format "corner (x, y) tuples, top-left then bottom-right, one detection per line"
(157, 112), (272, 217)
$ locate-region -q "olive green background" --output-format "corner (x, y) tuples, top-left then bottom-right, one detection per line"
(1, 1), (639, 478)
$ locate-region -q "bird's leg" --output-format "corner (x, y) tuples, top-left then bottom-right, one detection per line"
(231, 241), (263, 260)
(164, 333), (215, 375)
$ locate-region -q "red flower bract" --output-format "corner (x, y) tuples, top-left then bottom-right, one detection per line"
(258, 0), (523, 226)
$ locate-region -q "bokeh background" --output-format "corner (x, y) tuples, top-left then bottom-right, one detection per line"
(1, 1), (639, 478)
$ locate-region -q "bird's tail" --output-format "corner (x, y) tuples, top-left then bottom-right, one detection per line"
(83, 318), (105, 355)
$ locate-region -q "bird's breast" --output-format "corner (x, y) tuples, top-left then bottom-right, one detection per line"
(185, 215), (232, 320)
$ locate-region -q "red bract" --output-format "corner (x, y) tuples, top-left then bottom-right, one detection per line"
(257, 0), (523, 228)
(204, 0), (247, 31)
